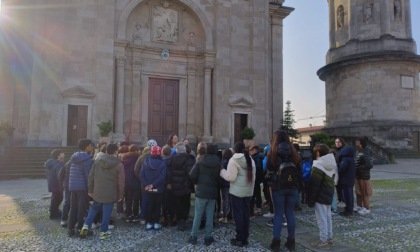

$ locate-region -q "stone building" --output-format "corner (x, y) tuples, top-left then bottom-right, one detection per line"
(318, 0), (420, 150)
(0, 0), (293, 147)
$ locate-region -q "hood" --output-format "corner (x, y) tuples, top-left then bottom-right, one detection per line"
(71, 152), (92, 164)
(95, 153), (121, 170)
(232, 153), (244, 160)
(45, 159), (60, 170)
(200, 154), (220, 167)
(277, 142), (292, 161)
(313, 153), (337, 177)
(340, 146), (355, 158)
(122, 152), (140, 160)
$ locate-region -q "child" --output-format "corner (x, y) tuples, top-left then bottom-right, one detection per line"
(140, 145), (167, 231)
(45, 149), (65, 219)
(354, 137), (373, 215)
(307, 144), (337, 249)
(79, 143), (125, 240)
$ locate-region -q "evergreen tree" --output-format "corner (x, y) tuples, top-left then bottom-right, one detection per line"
(280, 100), (300, 138)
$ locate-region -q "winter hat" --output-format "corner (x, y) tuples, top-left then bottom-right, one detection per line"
(151, 145), (162, 156)
(147, 139), (157, 147)
(175, 142), (186, 154)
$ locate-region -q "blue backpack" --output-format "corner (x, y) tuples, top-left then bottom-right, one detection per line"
(302, 160), (312, 182)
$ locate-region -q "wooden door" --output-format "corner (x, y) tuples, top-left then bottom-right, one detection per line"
(67, 105), (88, 146)
(234, 113), (248, 144)
(148, 78), (179, 146)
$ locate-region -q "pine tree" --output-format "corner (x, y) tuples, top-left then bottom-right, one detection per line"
(280, 100), (299, 139)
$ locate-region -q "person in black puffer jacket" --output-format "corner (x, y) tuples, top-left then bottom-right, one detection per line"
(167, 142), (195, 231)
(45, 149), (65, 220)
(354, 138), (373, 215)
(337, 145), (356, 216)
(188, 144), (220, 245)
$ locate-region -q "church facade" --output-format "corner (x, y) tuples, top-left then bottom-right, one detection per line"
(0, 0), (292, 147)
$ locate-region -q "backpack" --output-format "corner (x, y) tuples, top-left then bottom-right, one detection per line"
(278, 161), (299, 188)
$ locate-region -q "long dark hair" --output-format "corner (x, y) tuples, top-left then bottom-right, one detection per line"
(270, 130), (299, 166)
(167, 134), (178, 147)
(233, 141), (253, 182)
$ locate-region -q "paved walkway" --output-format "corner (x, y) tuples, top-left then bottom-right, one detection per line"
(0, 159), (419, 251)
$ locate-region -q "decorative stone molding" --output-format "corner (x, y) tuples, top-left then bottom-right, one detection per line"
(133, 59), (142, 69)
(61, 86), (96, 99)
(229, 97), (255, 108)
(152, 2), (178, 43)
(363, 1), (374, 23)
(116, 56), (126, 67)
(337, 5), (344, 29)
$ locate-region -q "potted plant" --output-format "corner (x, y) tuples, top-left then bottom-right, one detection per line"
(97, 120), (113, 143)
(242, 126), (256, 147)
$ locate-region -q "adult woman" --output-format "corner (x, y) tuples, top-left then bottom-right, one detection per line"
(266, 130), (302, 251)
(167, 134), (179, 155)
(220, 142), (255, 247)
(334, 138), (346, 209)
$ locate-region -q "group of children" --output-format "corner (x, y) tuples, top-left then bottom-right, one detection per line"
(44, 135), (373, 248)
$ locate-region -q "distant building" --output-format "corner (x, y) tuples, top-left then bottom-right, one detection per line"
(295, 125), (324, 146)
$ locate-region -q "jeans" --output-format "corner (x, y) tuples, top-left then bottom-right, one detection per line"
(191, 197), (216, 238)
(84, 201), (114, 232)
(230, 194), (251, 242)
(125, 187), (141, 217)
(342, 185), (354, 213)
(220, 188), (230, 217)
(173, 194), (191, 222)
(140, 192), (149, 220)
(50, 191), (63, 217)
(61, 189), (71, 222)
(250, 181), (262, 214)
(272, 189), (298, 240)
(146, 193), (163, 224)
(331, 188), (337, 212)
(314, 202), (333, 242)
(68, 190), (89, 231)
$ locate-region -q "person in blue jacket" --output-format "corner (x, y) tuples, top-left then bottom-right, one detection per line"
(337, 145), (356, 216)
(45, 149), (65, 219)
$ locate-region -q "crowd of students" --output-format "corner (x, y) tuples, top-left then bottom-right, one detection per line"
(44, 132), (373, 250)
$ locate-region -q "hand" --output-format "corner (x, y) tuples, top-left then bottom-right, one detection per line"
(166, 184), (172, 190)
(117, 198), (123, 202)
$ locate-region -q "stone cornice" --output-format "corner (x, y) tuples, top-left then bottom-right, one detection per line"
(61, 86), (96, 99)
(318, 52), (420, 81)
(269, 5), (294, 20)
(229, 97), (254, 108)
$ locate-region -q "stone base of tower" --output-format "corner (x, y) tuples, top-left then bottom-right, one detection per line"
(323, 120), (420, 151)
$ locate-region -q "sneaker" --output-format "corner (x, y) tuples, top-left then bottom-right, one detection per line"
(249, 215), (256, 220)
(266, 219), (273, 227)
(188, 236), (197, 245)
(353, 206), (362, 212)
(67, 228), (75, 237)
(331, 209), (338, 214)
(92, 223), (100, 229)
(218, 217), (228, 223)
(146, 223), (153, 231)
(132, 216), (140, 223)
(107, 224), (114, 230)
(79, 225), (89, 239)
(116, 213), (124, 220)
(312, 240), (329, 248)
(255, 208), (263, 215)
(60, 221), (67, 228)
(154, 223), (161, 231)
(263, 212), (274, 218)
(126, 216), (134, 223)
(140, 219), (146, 225)
(337, 201), (346, 208)
(327, 239), (334, 246)
(204, 237), (215, 246)
(282, 221), (288, 227)
(358, 207), (371, 215)
(339, 211), (353, 217)
(99, 232), (110, 240)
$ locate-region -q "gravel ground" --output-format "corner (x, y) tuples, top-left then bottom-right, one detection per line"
(1, 178), (420, 251)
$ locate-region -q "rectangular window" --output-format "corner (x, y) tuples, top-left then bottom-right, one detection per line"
(401, 76), (414, 89)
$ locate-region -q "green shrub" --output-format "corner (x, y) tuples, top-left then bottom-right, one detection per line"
(242, 126), (256, 139)
(97, 121), (113, 137)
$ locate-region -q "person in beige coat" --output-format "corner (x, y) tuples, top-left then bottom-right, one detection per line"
(79, 143), (125, 240)
(220, 141), (255, 247)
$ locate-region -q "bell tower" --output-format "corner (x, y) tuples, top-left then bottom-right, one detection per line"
(318, 0), (420, 150)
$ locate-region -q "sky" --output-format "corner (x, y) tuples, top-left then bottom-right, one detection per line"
(283, 1), (420, 129)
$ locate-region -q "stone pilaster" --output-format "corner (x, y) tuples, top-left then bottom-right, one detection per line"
(113, 56), (126, 141)
(185, 55), (196, 143)
(130, 57), (142, 143)
(201, 64), (213, 143)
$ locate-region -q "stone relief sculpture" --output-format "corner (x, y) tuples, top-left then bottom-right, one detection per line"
(152, 1), (178, 43)
(337, 5), (344, 29)
(133, 23), (142, 43)
(363, 2), (373, 23)
(394, 0), (401, 20)
(187, 32), (195, 47)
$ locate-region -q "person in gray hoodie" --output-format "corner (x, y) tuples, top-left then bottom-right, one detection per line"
(79, 143), (125, 240)
(307, 144), (338, 249)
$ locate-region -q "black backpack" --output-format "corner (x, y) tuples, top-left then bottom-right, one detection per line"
(278, 161), (299, 188)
